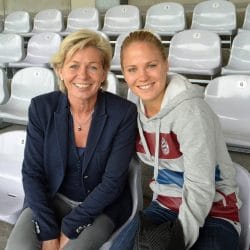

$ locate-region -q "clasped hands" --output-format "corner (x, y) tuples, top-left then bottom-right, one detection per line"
(42, 232), (69, 250)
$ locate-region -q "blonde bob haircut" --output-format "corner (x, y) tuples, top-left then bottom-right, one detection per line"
(51, 29), (112, 93)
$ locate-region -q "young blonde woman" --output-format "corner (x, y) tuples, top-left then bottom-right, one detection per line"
(112, 30), (241, 250)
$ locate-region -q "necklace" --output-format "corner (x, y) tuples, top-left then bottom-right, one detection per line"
(70, 109), (94, 132)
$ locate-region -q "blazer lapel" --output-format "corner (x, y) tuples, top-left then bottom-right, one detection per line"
(83, 91), (107, 172)
(54, 94), (69, 171)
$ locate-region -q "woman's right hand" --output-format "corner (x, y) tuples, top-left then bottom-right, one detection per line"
(42, 238), (60, 250)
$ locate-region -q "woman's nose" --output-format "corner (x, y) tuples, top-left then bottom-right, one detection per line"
(138, 68), (148, 82)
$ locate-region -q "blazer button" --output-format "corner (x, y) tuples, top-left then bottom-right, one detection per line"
(83, 175), (88, 179)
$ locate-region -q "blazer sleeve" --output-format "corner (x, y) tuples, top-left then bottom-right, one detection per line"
(22, 98), (61, 241)
(61, 101), (138, 239)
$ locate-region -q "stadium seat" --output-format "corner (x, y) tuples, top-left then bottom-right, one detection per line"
(110, 32), (130, 73)
(95, 0), (121, 13)
(60, 7), (101, 36)
(144, 2), (186, 43)
(235, 163), (250, 250)
(9, 32), (62, 69)
(0, 33), (24, 68)
(104, 71), (120, 95)
(168, 29), (222, 84)
(0, 125), (26, 224)
(0, 68), (9, 105)
(28, 9), (64, 36)
(3, 11), (31, 36)
(127, 88), (139, 105)
(204, 74), (250, 152)
(191, 0), (236, 46)
(100, 158), (143, 249)
(221, 31), (250, 75)
(0, 67), (58, 125)
(238, 4), (250, 32)
(102, 5), (141, 38)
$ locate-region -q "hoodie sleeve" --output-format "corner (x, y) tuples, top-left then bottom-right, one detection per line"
(175, 99), (217, 248)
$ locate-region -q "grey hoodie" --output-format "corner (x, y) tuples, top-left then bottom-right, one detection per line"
(136, 74), (241, 248)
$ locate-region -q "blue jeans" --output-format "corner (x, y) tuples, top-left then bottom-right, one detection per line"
(111, 201), (239, 250)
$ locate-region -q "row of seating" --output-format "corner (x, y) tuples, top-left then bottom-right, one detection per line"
(1, 29), (250, 83)
(0, 1), (249, 41)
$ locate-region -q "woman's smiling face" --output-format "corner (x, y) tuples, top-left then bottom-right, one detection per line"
(122, 41), (168, 107)
(59, 46), (106, 102)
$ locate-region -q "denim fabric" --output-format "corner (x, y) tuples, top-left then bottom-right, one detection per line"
(111, 201), (239, 250)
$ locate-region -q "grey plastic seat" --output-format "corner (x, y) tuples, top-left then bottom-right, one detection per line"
(3, 11), (31, 36)
(221, 31), (250, 75)
(110, 33), (130, 72)
(235, 163), (250, 250)
(204, 74), (250, 151)
(0, 69), (9, 105)
(104, 71), (120, 95)
(100, 158), (143, 249)
(144, 2), (186, 37)
(0, 33), (24, 68)
(127, 88), (139, 105)
(168, 29), (222, 82)
(238, 4), (250, 33)
(102, 5), (141, 37)
(60, 7), (100, 36)
(0, 67), (58, 125)
(0, 125), (26, 224)
(9, 32), (62, 68)
(27, 9), (64, 37)
(191, 0), (236, 35)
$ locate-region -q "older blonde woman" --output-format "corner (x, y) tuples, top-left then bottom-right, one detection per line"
(5, 29), (137, 250)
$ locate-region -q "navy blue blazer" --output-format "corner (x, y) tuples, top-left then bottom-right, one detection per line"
(22, 90), (137, 240)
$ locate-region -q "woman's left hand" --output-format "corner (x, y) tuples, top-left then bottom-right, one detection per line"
(59, 233), (70, 249)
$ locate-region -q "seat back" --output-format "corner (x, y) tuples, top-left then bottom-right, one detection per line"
(191, 0), (236, 35)
(204, 75), (250, 149)
(0, 33), (24, 64)
(104, 71), (120, 95)
(10, 67), (57, 100)
(144, 2), (186, 35)
(102, 5), (141, 35)
(27, 32), (62, 63)
(111, 32), (129, 71)
(222, 31), (250, 74)
(0, 126), (26, 224)
(242, 4), (250, 31)
(0, 68), (9, 105)
(100, 158), (143, 249)
(65, 7), (100, 32)
(235, 163), (250, 250)
(32, 9), (64, 33)
(3, 11), (31, 34)
(168, 29), (221, 76)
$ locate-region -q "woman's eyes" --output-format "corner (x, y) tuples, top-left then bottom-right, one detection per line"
(68, 65), (99, 71)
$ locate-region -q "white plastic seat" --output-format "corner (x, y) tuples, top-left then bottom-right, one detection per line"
(168, 29), (222, 82)
(0, 33), (24, 68)
(110, 33), (130, 72)
(100, 158), (143, 249)
(60, 7), (100, 36)
(204, 75), (250, 151)
(102, 5), (141, 37)
(3, 11), (31, 35)
(0, 125), (26, 224)
(9, 32), (62, 68)
(127, 88), (139, 105)
(144, 2), (186, 37)
(0, 67), (58, 125)
(191, 0), (237, 36)
(238, 4), (250, 33)
(28, 9), (64, 36)
(104, 71), (120, 95)
(221, 31), (250, 75)
(0, 69), (9, 105)
(235, 163), (250, 250)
